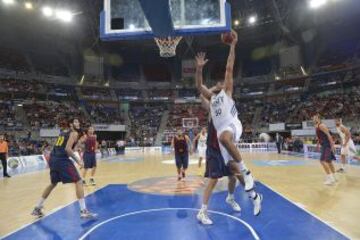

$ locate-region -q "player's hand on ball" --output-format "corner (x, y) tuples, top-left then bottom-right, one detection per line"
(195, 52), (209, 68)
(231, 29), (238, 45)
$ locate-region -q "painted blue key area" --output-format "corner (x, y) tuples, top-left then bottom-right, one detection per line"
(3, 182), (349, 240)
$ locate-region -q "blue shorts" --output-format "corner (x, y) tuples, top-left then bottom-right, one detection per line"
(84, 152), (96, 169)
(204, 147), (231, 179)
(49, 157), (80, 184)
(175, 154), (189, 169)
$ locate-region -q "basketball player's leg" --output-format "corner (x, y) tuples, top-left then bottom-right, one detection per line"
(65, 162), (97, 218)
(227, 160), (262, 215)
(182, 154), (189, 179)
(218, 121), (255, 184)
(320, 160), (331, 174)
(32, 164), (60, 217)
(202, 179), (218, 206)
(82, 152), (90, 185)
(82, 168), (88, 185)
(226, 176), (241, 212)
(218, 127), (255, 191)
(198, 157), (203, 168)
(337, 145), (348, 172)
(321, 148), (337, 185)
(337, 154), (347, 172)
(89, 153), (97, 185)
(175, 154), (182, 180)
(219, 131), (243, 163)
(198, 178), (218, 225)
(91, 167), (96, 178)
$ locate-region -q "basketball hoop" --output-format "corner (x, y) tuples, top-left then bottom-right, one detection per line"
(182, 117), (199, 129)
(154, 36), (183, 58)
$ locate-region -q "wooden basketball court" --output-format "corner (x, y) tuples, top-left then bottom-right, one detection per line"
(1, 151), (359, 239)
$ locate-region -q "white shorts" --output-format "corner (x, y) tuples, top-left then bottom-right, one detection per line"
(341, 140), (357, 157)
(198, 147), (206, 159)
(217, 120), (243, 164)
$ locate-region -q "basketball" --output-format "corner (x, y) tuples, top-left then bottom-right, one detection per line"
(221, 32), (234, 45)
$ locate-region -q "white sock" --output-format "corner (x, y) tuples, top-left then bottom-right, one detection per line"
(227, 193), (234, 200)
(201, 204), (208, 211)
(37, 197), (45, 208)
(331, 174), (336, 181)
(79, 198), (86, 211)
(238, 162), (248, 173)
(248, 190), (257, 199)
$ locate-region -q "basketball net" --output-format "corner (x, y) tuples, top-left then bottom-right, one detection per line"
(154, 36), (183, 58)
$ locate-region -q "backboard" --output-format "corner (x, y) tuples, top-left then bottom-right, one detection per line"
(100, 0), (231, 41)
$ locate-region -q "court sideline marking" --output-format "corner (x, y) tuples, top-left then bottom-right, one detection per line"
(78, 208), (260, 240)
(0, 185), (109, 239)
(260, 182), (350, 239)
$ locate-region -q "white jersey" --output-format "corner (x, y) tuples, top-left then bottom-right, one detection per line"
(337, 125), (357, 156)
(198, 133), (207, 149)
(210, 89), (239, 131)
(336, 125), (348, 145)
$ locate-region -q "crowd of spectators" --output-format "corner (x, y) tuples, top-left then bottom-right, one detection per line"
(23, 100), (86, 129)
(167, 103), (207, 130)
(4, 134), (47, 156)
(0, 99), (21, 131)
(87, 103), (124, 124)
(128, 104), (166, 146)
(0, 78), (47, 93)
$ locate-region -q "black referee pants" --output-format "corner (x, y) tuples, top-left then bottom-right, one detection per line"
(0, 153), (7, 176)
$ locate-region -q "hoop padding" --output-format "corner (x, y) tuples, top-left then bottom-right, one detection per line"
(154, 36), (183, 58)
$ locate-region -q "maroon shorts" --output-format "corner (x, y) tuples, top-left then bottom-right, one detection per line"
(49, 157), (81, 184)
(320, 146), (336, 162)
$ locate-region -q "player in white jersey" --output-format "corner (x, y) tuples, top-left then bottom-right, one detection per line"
(194, 30), (262, 216)
(193, 128), (207, 174)
(335, 118), (360, 172)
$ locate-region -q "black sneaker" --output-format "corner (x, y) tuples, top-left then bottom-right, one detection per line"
(82, 180), (87, 186)
(31, 207), (44, 218)
(336, 168), (345, 173)
(4, 174), (11, 178)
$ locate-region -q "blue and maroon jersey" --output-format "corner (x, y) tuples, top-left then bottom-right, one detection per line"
(206, 120), (220, 150)
(85, 135), (97, 153)
(174, 135), (188, 155)
(316, 124), (331, 147)
(51, 130), (71, 158)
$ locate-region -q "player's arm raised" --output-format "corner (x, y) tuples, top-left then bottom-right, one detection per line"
(200, 94), (210, 111)
(319, 124), (335, 152)
(224, 30), (238, 97)
(66, 131), (83, 167)
(195, 52), (212, 99)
